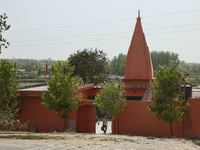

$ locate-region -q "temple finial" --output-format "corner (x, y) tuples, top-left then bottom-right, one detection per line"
(138, 10), (140, 18)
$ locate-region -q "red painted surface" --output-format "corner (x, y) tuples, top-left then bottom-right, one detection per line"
(19, 90), (97, 133)
(184, 98), (200, 137)
(121, 15), (154, 88)
(77, 105), (96, 133)
(19, 94), (66, 132)
(112, 98), (200, 138)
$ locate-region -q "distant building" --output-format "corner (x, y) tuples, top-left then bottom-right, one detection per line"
(17, 69), (26, 74)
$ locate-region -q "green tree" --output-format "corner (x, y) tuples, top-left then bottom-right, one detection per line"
(0, 59), (27, 131)
(41, 61), (83, 130)
(37, 64), (43, 78)
(24, 62), (31, 72)
(148, 61), (189, 137)
(68, 48), (109, 85)
(150, 51), (180, 70)
(0, 13), (11, 53)
(95, 80), (127, 133)
(109, 53), (126, 76)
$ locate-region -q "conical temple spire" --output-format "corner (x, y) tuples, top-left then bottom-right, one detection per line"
(121, 14), (154, 87)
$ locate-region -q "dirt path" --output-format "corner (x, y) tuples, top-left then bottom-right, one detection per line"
(0, 133), (199, 150)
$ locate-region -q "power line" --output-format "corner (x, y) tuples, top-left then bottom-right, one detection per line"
(11, 37), (129, 47)
(147, 28), (200, 35)
(5, 9), (200, 33)
(10, 28), (200, 48)
(11, 31), (131, 43)
(143, 9), (200, 18)
(10, 23), (200, 43)
(145, 23), (200, 31)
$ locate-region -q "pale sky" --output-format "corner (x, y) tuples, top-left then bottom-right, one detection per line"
(0, 0), (200, 63)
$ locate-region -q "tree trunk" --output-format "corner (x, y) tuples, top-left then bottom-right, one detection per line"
(64, 117), (67, 131)
(114, 118), (115, 134)
(170, 104), (173, 137)
(170, 122), (173, 137)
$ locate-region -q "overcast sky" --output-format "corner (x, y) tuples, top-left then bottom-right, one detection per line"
(0, 0), (200, 63)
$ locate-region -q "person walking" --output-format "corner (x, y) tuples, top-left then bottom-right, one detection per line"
(102, 116), (108, 134)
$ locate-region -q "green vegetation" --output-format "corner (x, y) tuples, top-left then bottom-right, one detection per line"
(109, 53), (126, 76)
(150, 51), (180, 70)
(68, 48), (109, 85)
(180, 61), (200, 85)
(95, 80), (127, 133)
(41, 61), (83, 130)
(0, 59), (28, 131)
(0, 134), (65, 140)
(191, 139), (200, 146)
(148, 61), (190, 137)
(0, 13), (11, 53)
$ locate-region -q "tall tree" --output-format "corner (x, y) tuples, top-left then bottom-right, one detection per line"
(41, 61), (83, 130)
(95, 80), (127, 133)
(37, 64), (43, 78)
(0, 59), (27, 131)
(150, 51), (180, 70)
(0, 13), (11, 53)
(68, 48), (109, 85)
(109, 53), (126, 76)
(148, 61), (189, 137)
(24, 62), (35, 73)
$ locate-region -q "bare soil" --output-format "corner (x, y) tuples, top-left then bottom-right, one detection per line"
(0, 133), (199, 150)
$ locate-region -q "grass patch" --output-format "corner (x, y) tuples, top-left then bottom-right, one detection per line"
(185, 136), (200, 146)
(123, 138), (135, 142)
(192, 139), (200, 146)
(185, 137), (200, 146)
(88, 137), (97, 140)
(0, 135), (66, 140)
(0, 135), (49, 139)
(100, 138), (109, 141)
(0, 131), (28, 134)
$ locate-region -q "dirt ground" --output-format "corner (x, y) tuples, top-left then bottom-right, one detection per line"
(0, 133), (199, 150)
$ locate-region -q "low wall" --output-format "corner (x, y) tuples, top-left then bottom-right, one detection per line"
(184, 98), (200, 137)
(19, 95), (72, 132)
(19, 91), (96, 133)
(113, 98), (200, 138)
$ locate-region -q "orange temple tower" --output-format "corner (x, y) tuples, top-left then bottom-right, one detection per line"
(121, 11), (154, 100)
(122, 11), (154, 87)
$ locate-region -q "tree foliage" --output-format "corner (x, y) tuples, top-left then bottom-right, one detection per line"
(24, 62), (35, 72)
(0, 13), (11, 53)
(68, 48), (109, 85)
(0, 59), (27, 131)
(109, 53), (126, 76)
(41, 61), (83, 130)
(95, 80), (127, 133)
(150, 51), (180, 71)
(37, 64), (43, 78)
(148, 61), (189, 136)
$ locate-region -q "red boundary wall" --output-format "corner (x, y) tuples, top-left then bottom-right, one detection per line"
(19, 91), (96, 133)
(112, 98), (200, 138)
(18, 90), (200, 138)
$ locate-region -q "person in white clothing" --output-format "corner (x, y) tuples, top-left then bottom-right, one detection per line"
(102, 116), (108, 134)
